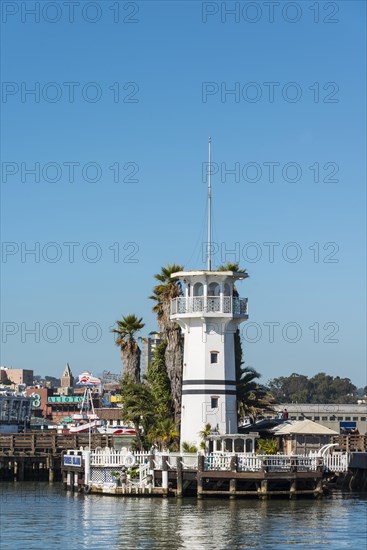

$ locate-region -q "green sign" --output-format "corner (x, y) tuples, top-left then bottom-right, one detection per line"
(47, 396), (83, 404)
(32, 393), (41, 408)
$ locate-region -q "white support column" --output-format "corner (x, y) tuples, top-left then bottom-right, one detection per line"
(185, 284), (190, 313)
(203, 280), (208, 312)
(74, 472), (79, 489)
(84, 450), (91, 486)
(220, 282), (224, 312)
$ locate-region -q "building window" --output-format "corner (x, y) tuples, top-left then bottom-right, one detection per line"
(211, 397), (219, 409)
(345, 417), (351, 421)
(353, 417), (358, 421)
(322, 416), (328, 421)
(330, 416), (336, 420)
(314, 416), (320, 420)
(337, 417), (343, 421)
(361, 417), (366, 421)
(210, 352), (218, 364)
(291, 416), (297, 420)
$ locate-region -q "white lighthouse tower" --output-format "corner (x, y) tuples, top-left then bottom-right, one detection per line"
(170, 139), (249, 450)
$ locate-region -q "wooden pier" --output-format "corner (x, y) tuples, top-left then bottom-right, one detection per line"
(0, 433), (356, 497)
(61, 450), (334, 499)
(0, 433), (115, 481)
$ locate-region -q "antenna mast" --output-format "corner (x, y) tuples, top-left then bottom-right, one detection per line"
(207, 137), (212, 271)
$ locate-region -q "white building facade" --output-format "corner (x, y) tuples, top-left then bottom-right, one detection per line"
(170, 270), (248, 449)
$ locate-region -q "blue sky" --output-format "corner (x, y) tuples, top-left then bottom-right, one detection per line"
(1, 1), (366, 387)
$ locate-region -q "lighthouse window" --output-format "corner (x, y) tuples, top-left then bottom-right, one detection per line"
(223, 283), (231, 296)
(208, 282), (220, 296)
(193, 282), (203, 297)
(211, 397), (219, 409)
(210, 352), (218, 364)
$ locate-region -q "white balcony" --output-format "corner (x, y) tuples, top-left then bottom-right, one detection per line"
(170, 296), (248, 318)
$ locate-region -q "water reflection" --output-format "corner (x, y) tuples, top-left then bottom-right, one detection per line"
(0, 484), (366, 549)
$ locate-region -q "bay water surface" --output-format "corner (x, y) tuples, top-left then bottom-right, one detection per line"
(0, 483), (366, 549)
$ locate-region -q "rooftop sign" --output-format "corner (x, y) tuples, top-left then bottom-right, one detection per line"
(48, 396), (83, 404)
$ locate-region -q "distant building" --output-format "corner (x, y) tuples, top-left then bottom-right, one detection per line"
(0, 367), (10, 383)
(5, 368), (33, 387)
(60, 363), (74, 389)
(275, 404), (367, 435)
(142, 334), (161, 377)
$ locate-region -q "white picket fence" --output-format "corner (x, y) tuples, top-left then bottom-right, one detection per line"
(90, 449), (149, 467)
(204, 453), (319, 472)
(88, 449), (350, 473)
(323, 453), (350, 472)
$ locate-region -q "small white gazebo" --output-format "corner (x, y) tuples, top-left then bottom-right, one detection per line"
(207, 432), (259, 454)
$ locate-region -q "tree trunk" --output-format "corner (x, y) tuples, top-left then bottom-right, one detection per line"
(121, 345), (141, 384)
(159, 296), (184, 431)
(165, 328), (183, 429)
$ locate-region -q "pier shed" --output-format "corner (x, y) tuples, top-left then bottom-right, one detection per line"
(271, 420), (339, 455)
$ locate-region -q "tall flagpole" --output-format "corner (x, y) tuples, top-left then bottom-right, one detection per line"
(207, 137), (212, 271)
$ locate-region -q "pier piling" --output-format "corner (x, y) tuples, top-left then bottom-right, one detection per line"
(197, 455), (204, 499)
(176, 456), (183, 497)
(162, 455), (168, 496)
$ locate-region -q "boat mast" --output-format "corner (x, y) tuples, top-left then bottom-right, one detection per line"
(207, 137), (212, 271)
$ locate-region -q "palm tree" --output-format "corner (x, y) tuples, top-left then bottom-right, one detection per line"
(217, 262), (247, 273)
(148, 418), (179, 451)
(120, 378), (156, 451)
(182, 442), (198, 453)
(237, 364), (275, 424)
(112, 314), (145, 383)
(150, 264), (184, 429)
(218, 262), (249, 298)
(198, 423), (212, 451)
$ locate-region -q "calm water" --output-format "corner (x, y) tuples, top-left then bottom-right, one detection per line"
(0, 483), (366, 549)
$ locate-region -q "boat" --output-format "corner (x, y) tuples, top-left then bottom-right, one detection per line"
(69, 420), (101, 433)
(97, 425), (136, 435)
(66, 387), (102, 433)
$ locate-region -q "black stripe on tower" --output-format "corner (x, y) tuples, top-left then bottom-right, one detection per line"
(182, 389), (237, 395)
(182, 380), (236, 386)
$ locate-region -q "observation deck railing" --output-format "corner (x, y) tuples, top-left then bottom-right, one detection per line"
(171, 296), (248, 316)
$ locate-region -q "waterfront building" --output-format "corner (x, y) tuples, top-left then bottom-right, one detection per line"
(0, 394), (33, 432)
(26, 386), (101, 424)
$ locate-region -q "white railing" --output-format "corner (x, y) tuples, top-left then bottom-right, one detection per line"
(324, 453), (350, 472)
(138, 461), (151, 486)
(237, 454), (262, 471)
(89, 449), (350, 473)
(171, 297), (248, 316)
(90, 449), (151, 467)
(90, 449), (125, 467)
(205, 453), (322, 472)
(205, 453), (233, 470)
(165, 453), (199, 470)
